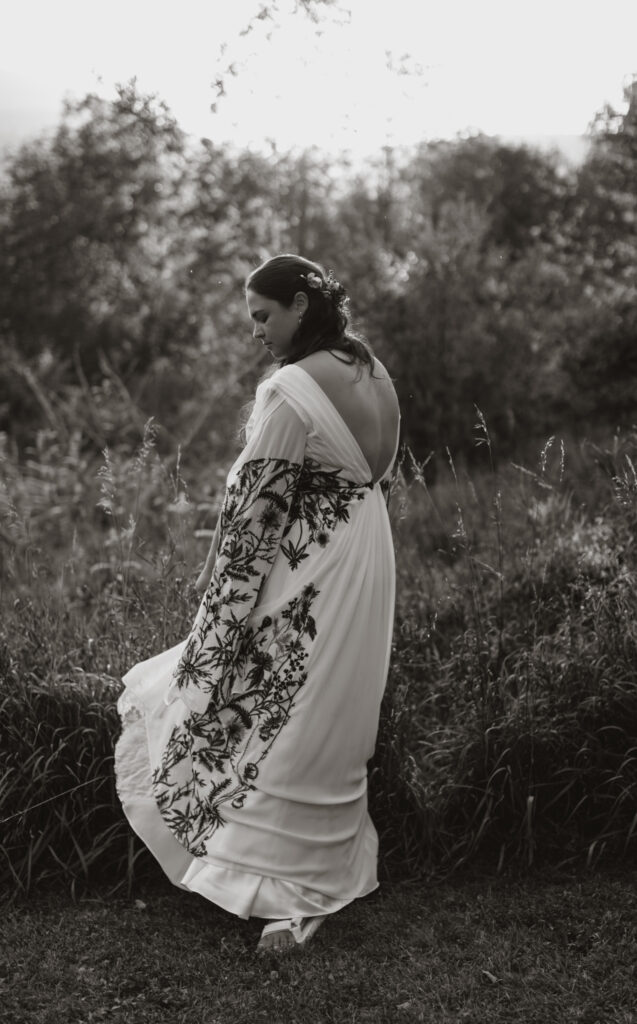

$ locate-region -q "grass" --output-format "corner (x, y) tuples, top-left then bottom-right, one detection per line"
(1, 871), (636, 1023)
(381, 428), (637, 874)
(1, 412), (637, 895)
(1, 401), (637, 1024)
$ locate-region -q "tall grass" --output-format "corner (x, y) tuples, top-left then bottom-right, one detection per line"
(1, 409), (636, 897)
(375, 423), (637, 875)
(0, 418), (208, 895)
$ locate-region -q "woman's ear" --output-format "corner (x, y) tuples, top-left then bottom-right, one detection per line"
(293, 291), (310, 315)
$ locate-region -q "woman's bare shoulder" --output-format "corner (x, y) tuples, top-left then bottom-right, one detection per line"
(296, 349), (391, 386)
(295, 348), (344, 373)
(370, 356), (394, 383)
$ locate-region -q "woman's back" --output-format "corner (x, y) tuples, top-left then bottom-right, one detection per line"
(295, 350), (400, 484)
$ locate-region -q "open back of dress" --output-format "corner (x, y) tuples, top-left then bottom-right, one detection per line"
(115, 363), (399, 919)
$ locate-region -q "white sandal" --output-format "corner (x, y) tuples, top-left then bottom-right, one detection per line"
(256, 915), (327, 953)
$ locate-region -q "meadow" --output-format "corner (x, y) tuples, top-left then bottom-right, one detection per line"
(1, 400), (636, 898)
(1, 391), (637, 1023)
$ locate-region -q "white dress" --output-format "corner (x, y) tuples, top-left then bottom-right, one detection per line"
(115, 362), (398, 920)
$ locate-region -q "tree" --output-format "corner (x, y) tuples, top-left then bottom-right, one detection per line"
(575, 77), (637, 274)
(405, 134), (571, 255)
(0, 83), (188, 377)
(560, 78), (637, 425)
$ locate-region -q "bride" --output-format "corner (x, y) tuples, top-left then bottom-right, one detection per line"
(115, 253), (400, 953)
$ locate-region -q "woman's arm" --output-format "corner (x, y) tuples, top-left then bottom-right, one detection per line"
(168, 391), (307, 714)
(194, 518), (221, 596)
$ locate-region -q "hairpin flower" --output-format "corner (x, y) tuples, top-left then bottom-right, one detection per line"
(304, 272), (323, 289)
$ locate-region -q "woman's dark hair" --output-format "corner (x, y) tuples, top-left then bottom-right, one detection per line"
(245, 253), (375, 373)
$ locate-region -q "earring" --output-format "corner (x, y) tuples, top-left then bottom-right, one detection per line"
(298, 313), (303, 323)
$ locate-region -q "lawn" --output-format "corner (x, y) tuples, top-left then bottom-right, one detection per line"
(1, 871), (635, 1024)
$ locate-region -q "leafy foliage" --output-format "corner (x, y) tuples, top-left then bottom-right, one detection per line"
(1, 78), (637, 458)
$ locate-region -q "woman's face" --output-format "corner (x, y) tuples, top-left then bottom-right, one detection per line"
(246, 289), (307, 360)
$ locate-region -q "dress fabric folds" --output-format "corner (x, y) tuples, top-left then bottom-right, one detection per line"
(115, 362), (398, 920)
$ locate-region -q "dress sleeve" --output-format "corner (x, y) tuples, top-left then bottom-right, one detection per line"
(166, 385), (306, 715)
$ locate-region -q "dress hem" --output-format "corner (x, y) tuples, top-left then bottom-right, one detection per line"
(115, 705), (380, 922)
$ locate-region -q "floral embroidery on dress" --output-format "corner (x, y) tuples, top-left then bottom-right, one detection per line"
(281, 458), (371, 570)
(170, 457), (302, 708)
(152, 585), (318, 856)
(151, 448), (373, 855)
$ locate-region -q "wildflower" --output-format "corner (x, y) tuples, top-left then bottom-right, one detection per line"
(167, 492), (191, 515)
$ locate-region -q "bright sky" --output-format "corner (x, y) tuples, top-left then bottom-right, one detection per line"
(2, 0), (636, 158)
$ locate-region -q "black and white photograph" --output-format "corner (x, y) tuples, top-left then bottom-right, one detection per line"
(1, 2), (636, 1021)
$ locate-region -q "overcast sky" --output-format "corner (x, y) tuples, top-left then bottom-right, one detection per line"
(2, 0), (636, 159)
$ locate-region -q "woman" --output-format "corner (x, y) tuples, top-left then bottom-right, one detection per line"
(115, 254), (400, 953)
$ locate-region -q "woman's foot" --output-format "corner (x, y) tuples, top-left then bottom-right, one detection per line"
(257, 915), (327, 953)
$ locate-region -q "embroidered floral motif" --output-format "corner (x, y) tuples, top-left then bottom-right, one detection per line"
(152, 584), (318, 855)
(151, 452), (371, 856)
(282, 458), (371, 570)
(170, 458), (302, 708)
